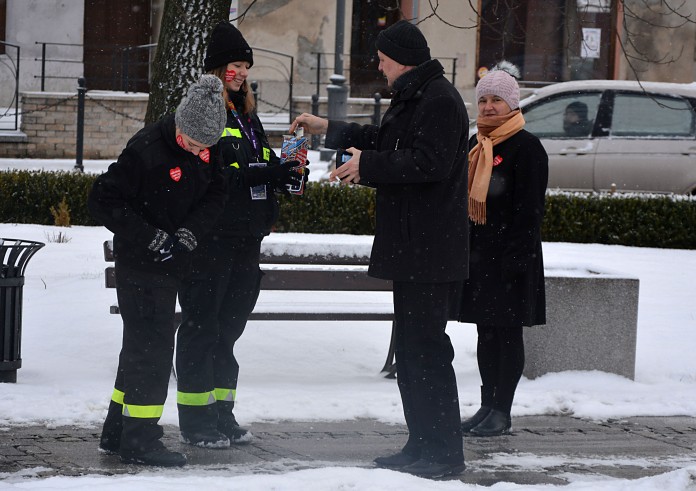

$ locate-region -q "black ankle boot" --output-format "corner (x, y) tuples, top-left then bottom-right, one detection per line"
(461, 406), (491, 433)
(469, 409), (511, 437)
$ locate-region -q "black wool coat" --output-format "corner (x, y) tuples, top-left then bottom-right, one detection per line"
(88, 114), (227, 277)
(458, 129), (548, 327)
(326, 59), (470, 283)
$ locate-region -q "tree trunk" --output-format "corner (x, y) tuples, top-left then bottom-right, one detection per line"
(145, 0), (231, 123)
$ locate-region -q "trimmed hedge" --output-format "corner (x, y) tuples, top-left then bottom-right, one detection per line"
(1, 170), (695, 249)
(0, 170), (98, 226)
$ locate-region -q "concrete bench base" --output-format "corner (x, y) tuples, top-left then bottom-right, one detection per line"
(524, 272), (639, 380)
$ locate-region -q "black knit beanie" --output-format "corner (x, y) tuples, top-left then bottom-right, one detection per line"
(204, 21), (254, 72)
(375, 20), (431, 66)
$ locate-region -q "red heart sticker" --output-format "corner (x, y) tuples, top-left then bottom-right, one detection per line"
(493, 155), (503, 166)
(199, 148), (210, 163)
(170, 167), (182, 182)
(225, 69), (237, 82)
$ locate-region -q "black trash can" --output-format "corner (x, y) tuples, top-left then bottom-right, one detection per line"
(1, 238), (45, 383)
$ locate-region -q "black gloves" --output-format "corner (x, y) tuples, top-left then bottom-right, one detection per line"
(149, 229), (176, 262)
(148, 227), (197, 262)
(268, 161), (304, 190)
(173, 227), (197, 252)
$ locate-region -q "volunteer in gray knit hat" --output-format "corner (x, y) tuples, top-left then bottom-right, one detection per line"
(375, 19), (431, 66)
(175, 74), (227, 148)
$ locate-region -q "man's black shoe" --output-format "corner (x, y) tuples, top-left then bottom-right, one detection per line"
(374, 451), (420, 469)
(180, 429), (230, 448)
(120, 448), (187, 467)
(401, 459), (465, 478)
(469, 409), (512, 437)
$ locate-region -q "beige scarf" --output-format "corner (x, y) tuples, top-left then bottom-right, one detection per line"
(467, 110), (526, 224)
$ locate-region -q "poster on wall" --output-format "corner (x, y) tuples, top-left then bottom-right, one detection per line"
(581, 28), (601, 59)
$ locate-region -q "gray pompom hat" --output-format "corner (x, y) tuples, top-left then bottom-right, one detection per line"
(175, 74), (226, 147)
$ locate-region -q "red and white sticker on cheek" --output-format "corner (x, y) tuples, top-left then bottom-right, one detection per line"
(176, 134), (186, 150)
(225, 69), (237, 82)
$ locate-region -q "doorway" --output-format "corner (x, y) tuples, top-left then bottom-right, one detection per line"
(84, 0), (152, 91)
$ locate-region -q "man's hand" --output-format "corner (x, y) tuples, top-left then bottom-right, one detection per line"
(290, 113), (329, 135)
(329, 147), (362, 184)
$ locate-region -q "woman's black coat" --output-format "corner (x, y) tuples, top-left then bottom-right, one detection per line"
(325, 59), (470, 283)
(457, 129), (548, 327)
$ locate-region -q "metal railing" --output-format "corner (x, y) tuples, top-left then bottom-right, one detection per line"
(116, 43), (157, 92)
(0, 41), (20, 131)
(252, 46), (295, 124)
(35, 42), (83, 91)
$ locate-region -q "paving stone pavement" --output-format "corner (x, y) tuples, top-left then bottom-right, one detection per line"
(1, 415), (695, 485)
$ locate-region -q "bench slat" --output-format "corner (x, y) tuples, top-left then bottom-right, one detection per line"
(110, 304), (393, 322)
(105, 266), (392, 292)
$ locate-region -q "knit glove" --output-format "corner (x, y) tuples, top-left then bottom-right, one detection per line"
(268, 161), (304, 189)
(173, 228), (197, 253)
(148, 229), (177, 262)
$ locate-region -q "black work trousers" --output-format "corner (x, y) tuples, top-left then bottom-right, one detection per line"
(476, 324), (525, 414)
(101, 262), (180, 455)
(176, 236), (262, 432)
(392, 280), (464, 464)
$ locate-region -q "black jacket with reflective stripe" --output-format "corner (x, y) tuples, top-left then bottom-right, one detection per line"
(212, 109), (281, 238)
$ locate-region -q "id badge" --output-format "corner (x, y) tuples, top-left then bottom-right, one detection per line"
(249, 162), (267, 200)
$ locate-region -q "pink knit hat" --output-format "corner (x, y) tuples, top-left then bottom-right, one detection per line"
(476, 69), (520, 110)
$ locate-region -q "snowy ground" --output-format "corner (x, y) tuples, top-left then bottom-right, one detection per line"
(1, 154), (696, 488)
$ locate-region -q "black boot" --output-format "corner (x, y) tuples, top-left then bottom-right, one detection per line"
(121, 446), (187, 467)
(178, 403), (230, 448)
(461, 406), (491, 433)
(98, 400), (123, 455)
(469, 409), (511, 437)
(374, 450), (420, 469)
(217, 401), (253, 444)
(218, 411), (252, 444)
(462, 385), (495, 433)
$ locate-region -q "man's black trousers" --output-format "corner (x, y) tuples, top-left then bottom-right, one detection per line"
(392, 280), (464, 464)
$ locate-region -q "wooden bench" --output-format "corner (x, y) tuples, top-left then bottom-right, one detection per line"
(103, 240), (398, 378)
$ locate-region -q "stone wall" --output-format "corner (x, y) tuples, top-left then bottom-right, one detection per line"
(0, 91), (147, 160)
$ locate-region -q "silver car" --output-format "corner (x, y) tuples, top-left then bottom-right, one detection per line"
(520, 80), (696, 194)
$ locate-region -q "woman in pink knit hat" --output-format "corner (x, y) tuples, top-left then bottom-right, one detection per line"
(456, 64), (549, 436)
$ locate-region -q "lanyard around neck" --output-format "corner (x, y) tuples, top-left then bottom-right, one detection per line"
(227, 101), (260, 158)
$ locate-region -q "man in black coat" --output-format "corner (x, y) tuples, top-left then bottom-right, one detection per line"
(88, 75), (228, 467)
(291, 20), (469, 478)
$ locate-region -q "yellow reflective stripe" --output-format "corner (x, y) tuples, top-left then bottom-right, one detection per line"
(214, 388), (236, 402)
(230, 162), (240, 168)
(263, 147), (270, 161)
(177, 390), (216, 407)
(222, 127), (242, 138)
(111, 388), (124, 405)
(122, 403), (164, 419)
